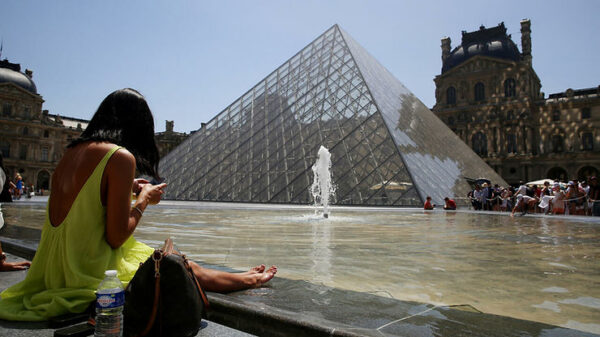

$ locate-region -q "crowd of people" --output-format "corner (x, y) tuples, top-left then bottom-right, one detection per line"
(464, 178), (600, 216)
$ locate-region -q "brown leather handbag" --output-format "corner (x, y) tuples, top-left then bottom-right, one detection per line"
(123, 238), (210, 337)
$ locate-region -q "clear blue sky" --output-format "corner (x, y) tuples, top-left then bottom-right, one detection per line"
(1, 0), (599, 132)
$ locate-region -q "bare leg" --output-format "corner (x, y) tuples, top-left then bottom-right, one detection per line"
(189, 262), (277, 293)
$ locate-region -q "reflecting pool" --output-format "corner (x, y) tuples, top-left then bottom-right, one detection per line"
(2, 200), (599, 334)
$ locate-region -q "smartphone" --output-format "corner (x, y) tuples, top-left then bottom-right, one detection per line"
(53, 323), (95, 337)
(151, 177), (166, 185)
(49, 312), (89, 328)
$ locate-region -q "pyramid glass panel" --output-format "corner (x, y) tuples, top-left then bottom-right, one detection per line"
(159, 25), (506, 206)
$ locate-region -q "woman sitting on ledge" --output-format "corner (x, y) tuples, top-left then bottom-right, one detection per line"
(0, 88), (276, 321)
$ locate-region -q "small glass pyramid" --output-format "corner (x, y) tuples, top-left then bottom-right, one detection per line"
(158, 25), (506, 206)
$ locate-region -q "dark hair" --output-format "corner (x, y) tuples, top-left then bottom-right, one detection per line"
(68, 88), (160, 179)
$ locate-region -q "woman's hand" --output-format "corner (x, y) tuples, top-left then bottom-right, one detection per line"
(132, 178), (150, 195)
(137, 183), (167, 206)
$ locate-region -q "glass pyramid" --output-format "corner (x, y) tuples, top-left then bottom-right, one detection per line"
(158, 25), (506, 206)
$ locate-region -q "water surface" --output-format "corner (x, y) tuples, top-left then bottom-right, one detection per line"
(2, 200), (599, 334)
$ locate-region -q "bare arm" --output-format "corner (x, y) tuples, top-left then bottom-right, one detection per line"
(104, 149), (166, 249)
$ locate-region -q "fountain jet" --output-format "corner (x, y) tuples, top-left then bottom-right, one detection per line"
(311, 146), (335, 218)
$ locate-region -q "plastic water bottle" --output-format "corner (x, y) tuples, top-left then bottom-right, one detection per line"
(95, 270), (124, 337)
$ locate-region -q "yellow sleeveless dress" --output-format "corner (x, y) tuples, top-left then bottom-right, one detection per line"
(0, 146), (154, 321)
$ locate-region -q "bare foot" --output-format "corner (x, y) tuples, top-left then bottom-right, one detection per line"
(0, 261), (31, 272)
(247, 264), (266, 274)
(257, 265), (277, 286)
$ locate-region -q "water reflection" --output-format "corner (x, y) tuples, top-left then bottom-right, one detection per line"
(2, 202), (599, 334)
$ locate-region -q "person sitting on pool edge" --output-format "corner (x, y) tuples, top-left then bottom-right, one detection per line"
(424, 196), (435, 210)
(0, 88), (277, 322)
(443, 197), (456, 210)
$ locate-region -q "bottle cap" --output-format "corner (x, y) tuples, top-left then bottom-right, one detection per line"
(105, 270), (118, 277)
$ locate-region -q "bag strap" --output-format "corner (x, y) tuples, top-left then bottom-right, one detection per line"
(162, 237), (174, 255)
(183, 258), (210, 311)
(162, 238), (210, 310)
(138, 249), (163, 337)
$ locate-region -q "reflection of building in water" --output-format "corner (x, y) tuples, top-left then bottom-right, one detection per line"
(0, 59), (87, 191)
(0, 58), (187, 191)
(159, 25), (504, 206)
(433, 20), (600, 184)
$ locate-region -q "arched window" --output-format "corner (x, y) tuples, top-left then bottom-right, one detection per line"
(582, 132), (593, 151)
(552, 135), (564, 153)
(446, 87), (456, 104)
(507, 133), (517, 154)
(472, 132), (487, 156)
(474, 82), (485, 101)
(504, 78), (516, 97)
(552, 109), (560, 121)
(547, 167), (568, 181)
(37, 170), (50, 190)
(578, 166), (599, 182)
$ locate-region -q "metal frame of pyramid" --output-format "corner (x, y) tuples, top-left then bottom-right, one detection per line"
(159, 24), (506, 206)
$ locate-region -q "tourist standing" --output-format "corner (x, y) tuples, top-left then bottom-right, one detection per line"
(551, 183), (566, 215)
(14, 174), (23, 200)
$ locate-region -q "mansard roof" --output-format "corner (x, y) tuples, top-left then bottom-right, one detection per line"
(442, 22), (521, 74)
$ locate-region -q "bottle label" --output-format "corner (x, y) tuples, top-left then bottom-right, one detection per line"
(96, 290), (125, 309)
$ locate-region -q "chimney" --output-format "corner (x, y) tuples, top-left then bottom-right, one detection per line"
(25, 69), (33, 78)
(166, 120), (174, 132)
(441, 37), (451, 64)
(520, 19), (532, 66)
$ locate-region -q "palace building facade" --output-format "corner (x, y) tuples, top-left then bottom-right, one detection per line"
(0, 59), (87, 192)
(432, 20), (599, 185)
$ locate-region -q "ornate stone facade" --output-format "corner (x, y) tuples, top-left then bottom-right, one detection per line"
(0, 59), (87, 192)
(433, 20), (599, 185)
